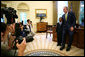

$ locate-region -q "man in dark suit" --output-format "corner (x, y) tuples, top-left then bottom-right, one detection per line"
(56, 17), (63, 46)
(60, 6), (76, 51)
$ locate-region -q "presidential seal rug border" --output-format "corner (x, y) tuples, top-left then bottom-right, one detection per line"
(24, 49), (67, 56)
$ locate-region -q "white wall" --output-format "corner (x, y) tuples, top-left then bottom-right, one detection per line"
(1, 1), (53, 32)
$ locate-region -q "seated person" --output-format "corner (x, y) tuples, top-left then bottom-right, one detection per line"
(26, 19), (35, 36)
(1, 22), (26, 56)
(29, 21), (35, 36)
(27, 19), (31, 32)
(30, 21), (33, 28)
(56, 17), (63, 46)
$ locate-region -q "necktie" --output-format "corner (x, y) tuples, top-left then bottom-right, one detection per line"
(65, 13), (67, 21)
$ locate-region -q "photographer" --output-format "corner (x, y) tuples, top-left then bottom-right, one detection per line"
(1, 22), (26, 56)
(26, 19), (35, 36)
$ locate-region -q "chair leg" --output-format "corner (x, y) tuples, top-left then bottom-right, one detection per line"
(50, 33), (51, 37)
(46, 33), (47, 38)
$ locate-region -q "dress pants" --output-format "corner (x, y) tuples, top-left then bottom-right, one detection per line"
(62, 26), (74, 47)
(57, 33), (62, 45)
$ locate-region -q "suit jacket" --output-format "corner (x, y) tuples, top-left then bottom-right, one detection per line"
(62, 12), (76, 28)
(56, 23), (63, 34)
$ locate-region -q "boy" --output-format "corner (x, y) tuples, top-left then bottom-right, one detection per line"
(56, 17), (63, 46)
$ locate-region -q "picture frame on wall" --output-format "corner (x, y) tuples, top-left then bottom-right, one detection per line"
(35, 9), (47, 19)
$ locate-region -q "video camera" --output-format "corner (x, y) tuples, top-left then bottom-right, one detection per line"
(1, 7), (18, 24)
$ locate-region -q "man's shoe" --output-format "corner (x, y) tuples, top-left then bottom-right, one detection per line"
(66, 47), (71, 51)
(60, 46), (65, 50)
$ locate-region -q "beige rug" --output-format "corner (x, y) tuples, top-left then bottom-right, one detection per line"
(23, 33), (84, 56)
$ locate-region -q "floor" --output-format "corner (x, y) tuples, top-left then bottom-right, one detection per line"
(23, 33), (84, 56)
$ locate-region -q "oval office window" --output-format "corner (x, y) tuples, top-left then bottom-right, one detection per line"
(57, 1), (68, 22)
(20, 12), (27, 25)
(79, 1), (84, 26)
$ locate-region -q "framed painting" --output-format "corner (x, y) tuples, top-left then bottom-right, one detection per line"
(35, 9), (47, 19)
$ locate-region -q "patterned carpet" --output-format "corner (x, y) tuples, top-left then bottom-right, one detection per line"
(23, 33), (84, 56)
(25, 51), (60, 56)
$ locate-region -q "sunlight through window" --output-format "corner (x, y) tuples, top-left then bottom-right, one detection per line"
(57, 1), (68, 22)
(20, 12), (27, 25)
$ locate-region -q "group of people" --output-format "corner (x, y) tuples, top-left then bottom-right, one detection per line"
(1, 22), (26, 56)
(56, 6), (76, 51)
(1, 19), (34, 56)
(19, 19), (34, 37)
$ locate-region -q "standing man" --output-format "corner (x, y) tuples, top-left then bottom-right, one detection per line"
(60, 6), (76, 51)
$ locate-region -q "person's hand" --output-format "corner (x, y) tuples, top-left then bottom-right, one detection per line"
(16, 38), (26, 56)
(70, 26), (74, 31)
